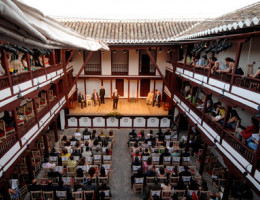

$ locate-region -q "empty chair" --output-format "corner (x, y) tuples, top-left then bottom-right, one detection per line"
(163, 156), (171, 166)
(30, 191), (42, 200)
(72, 191), (83, 200)
(133, 177), (144, 194)
(172, 157), (181, 166)
(42, 191), (54, 200)
(56, 190), (67, 200)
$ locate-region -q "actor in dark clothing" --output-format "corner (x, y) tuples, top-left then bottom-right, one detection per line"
(92, 89), (100, 106)
(78, 92), (86, 109)
(153, 90), (161, 108)
(112, 89), (119, 110)
(99, 86), (105, 104)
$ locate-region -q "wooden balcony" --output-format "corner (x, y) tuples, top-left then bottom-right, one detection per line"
(111, 64), (128, 75)
(85, 64), (101, 75)
(19, 117), (37, 137)
(11, 72), (31, 85)
(0, 132), (17, 158)
(0, 76), (10, 90)
(233, 74), (260, 93)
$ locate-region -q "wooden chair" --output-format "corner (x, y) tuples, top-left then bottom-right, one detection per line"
(32, 150), (44, 164)
(84, 190), (95, 200)
(49, 156), (58, 165)
(72, 191), (83, 200)
(103, 155), (112, 164)
(174, 190), (185, 199)
(98, 176), (109, 185)
(75, 177), (85, 184)
(132, 165), (141, 173)
(67, 166), (76, 177)
(162, 190), (172, 200)
(146, 177), (155, 186)
(62, 177), (72, 186)
(163, 156), (171, 166)
(170, 177), (179, 186)
(152, 156), (160, 165)
(42, 191), (54, 200)
(56, 190), (67, 200)
(133, 177), (144, 194)
(93, 154), (102, 166)
(150, 190), (161, 200)
(86, 94), (92, 106)
(30, 191), (42, 200)
(182, 156), (190, 166)
(0, 120), (15, 138)
(198, 191), (210, 199)
(99, 190), (110, 199)
(172, 157), (181, 166)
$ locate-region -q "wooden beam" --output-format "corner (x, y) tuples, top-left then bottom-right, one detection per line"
(71, 51), (93, 89)
(145, 48), (168, 86)
(2, 50), (14, 95)
(64, 50), (76, 68)
(137, 79), (139, 101)
(128, 79), (130, 101)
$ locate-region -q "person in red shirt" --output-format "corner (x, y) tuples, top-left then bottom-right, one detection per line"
(236, 117), (259, 140)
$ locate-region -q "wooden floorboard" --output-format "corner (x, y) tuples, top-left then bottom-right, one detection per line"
(69, 99), (168, 116)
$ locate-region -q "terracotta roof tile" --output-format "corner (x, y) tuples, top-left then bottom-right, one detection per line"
(57, 18), (198, 44)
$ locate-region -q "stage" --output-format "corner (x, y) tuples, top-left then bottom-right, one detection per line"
(69, 99), (168, 116)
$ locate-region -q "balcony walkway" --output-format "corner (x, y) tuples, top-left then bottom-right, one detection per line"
(69, 99), (168, 116)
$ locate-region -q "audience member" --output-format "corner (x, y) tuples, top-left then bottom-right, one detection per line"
(236, 117), (259, 140)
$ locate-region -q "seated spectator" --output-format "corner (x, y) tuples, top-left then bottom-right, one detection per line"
(87, 167), (96, 179)
(56, 181), (71, 198)
(76, 168), (84, 177)
(42, 180), (56, 191)
(171, 166), (179, 177)
(3, 111), (14, 127)
(74, 128), (81, 137)
(72, 149), (82, 158)
(68, 156), (77, 167)
(157, 128), (164, 141)
(129, 129), (137, 138)
(42, 158), (56, 170)
(189, 136), (202, 155)
(171, 150), (181, 157)
(83, 128), (91, 135)
(141, 140), (149, 149)
(143, 157), (152, 172)
(48, 169), (62, 182)
(8, 187), (19, 200)
(209, 57), (227, 74)
(160, 148), (171, 164)
(73, 181), (82, 192)
(146, 90), (154, 105)
(49, 147), (60, 156)
(28, 179), (42, 191)
(175, 178), (186, 190)
(70, 135), (78, 141)
(142, 148), (150, 156)
(212, 102), (226, 123)
(146, 167), (157, 177)
(188, 178), (199, 190)
(83, 179), (97, 192)
(77, 157), (87, 166)
(216, 57), (235, 74)
(82, 147), (92, 158)
(161, 180), (171, 191)
(164, 128), (171, 136)
(61, 148), (71, 158)
(247, 132), (259, 151)
(249, 67), (260, 78)
(179, 165), (191, 177)
(236, 117), (259, 140)
(145, 177), (161, 200)
(91, 130), (97, 140)
(132, 155), (141, 166)
(131, 167), (145, 187)
(157, 167), (166, 177)
(99, 166), (106, 177)
(197, 94), (213, 112)
(61, 135), (67, 142)
(220, 110), (240, 130)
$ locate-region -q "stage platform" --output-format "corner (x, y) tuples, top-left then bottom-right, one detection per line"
(69, 99), (168, 116)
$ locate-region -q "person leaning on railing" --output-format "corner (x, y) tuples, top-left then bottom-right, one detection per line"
(215, 57), (235, 74)
(249, 67), (260, 78)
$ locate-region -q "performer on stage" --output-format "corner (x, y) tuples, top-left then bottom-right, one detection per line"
(78, 91), (86, 109)
(99, 86), (105, 104)
(92, 89), (100, 106)
(112, 89), (119, 110)
(146, 90), (154, 105)
(153, 90), (161, 108)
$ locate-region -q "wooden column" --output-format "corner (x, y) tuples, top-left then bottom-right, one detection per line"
(185, 124), (192, 151)
(52, 50), (56, 65)
(26, 152), (34, 182)
(229, 39), (245, 92)
(26, 54), (34, 86)
(53, 120), (59, 142)
(2, 50), (14, 95)
(137, 79), (139, 101)
(12, 109), (21, 145)
(222, 170), (233, 200)
(110, 80), (113, 100)
(199, 143), (208, 175)
(42, 133), (49, 157)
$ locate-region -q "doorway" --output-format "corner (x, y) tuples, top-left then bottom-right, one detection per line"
(140, 54), (150, 74)
(116, 79), (124, 96)
(140, 79), (150, 97)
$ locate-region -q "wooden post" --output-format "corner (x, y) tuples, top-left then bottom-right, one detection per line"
(42, 133), (49, 157)
(12, 109), (21, 146)
(26, 54), (34, 86)
(2, 50), (14, 95)
(199, 143), (208, 175)
(53, 120), (59, 142)
(222, 170), (233, 200)
(32, 98), (38, 122)
(26, 152), (34, 182)
(128, 79), (130, 101)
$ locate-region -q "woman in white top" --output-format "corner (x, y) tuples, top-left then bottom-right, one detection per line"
(74, 128), (82, 137)
(210, 57), (227, 74)
(216, 57), (235, 74)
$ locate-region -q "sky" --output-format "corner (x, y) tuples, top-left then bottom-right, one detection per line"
(21, 0), (260, 19)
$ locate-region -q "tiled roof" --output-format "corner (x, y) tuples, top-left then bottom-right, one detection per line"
(176, 2), (260, 40)
(56, 18), (199, 44)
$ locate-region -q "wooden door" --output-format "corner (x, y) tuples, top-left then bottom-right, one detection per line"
(141, 54), (150, 74)
(140, 79), (150, 97)
(116, 79), (124, 96)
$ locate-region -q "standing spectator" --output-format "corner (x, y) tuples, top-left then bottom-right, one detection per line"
(99, 85), (106, 104)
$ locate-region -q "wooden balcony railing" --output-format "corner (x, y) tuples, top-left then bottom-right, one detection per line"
(46, 64), (61, 74)
(210, 72), (232, 83)
(203, 114), (223, 135)
(85, 64), (101, 75)
(182, 64), (193, 72)
(223, 130), (255, 163)
(0, 133), (17, 158)
(139, 64), (156, 75)
(190, 103), (203, 119)
(38, 106), (49, 120)
(233, 74), (260, 93)
(0, 76), (10, 90)
(19, 117), (37, 137)
(32, 68), (46, 78)
(111, 64), (128, 75)
(11, 72), (31, 85)
(194, 67), (209, 76)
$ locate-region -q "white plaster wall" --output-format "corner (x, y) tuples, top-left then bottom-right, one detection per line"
(77, 79), (85, 95)
(156, 49), (167, 76)
(124, 79), (128, 98)
(130, 80), (137, 98)
(103, 80), (111, 98)
(129, 49), (139, 75)
(155, 80), (163, 95)
(85, 79), (101, 95)
(71, 51), (83, 75)
(101, 50), (111, 75)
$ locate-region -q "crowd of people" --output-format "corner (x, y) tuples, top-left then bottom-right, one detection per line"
(27, 128), (114, 199)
